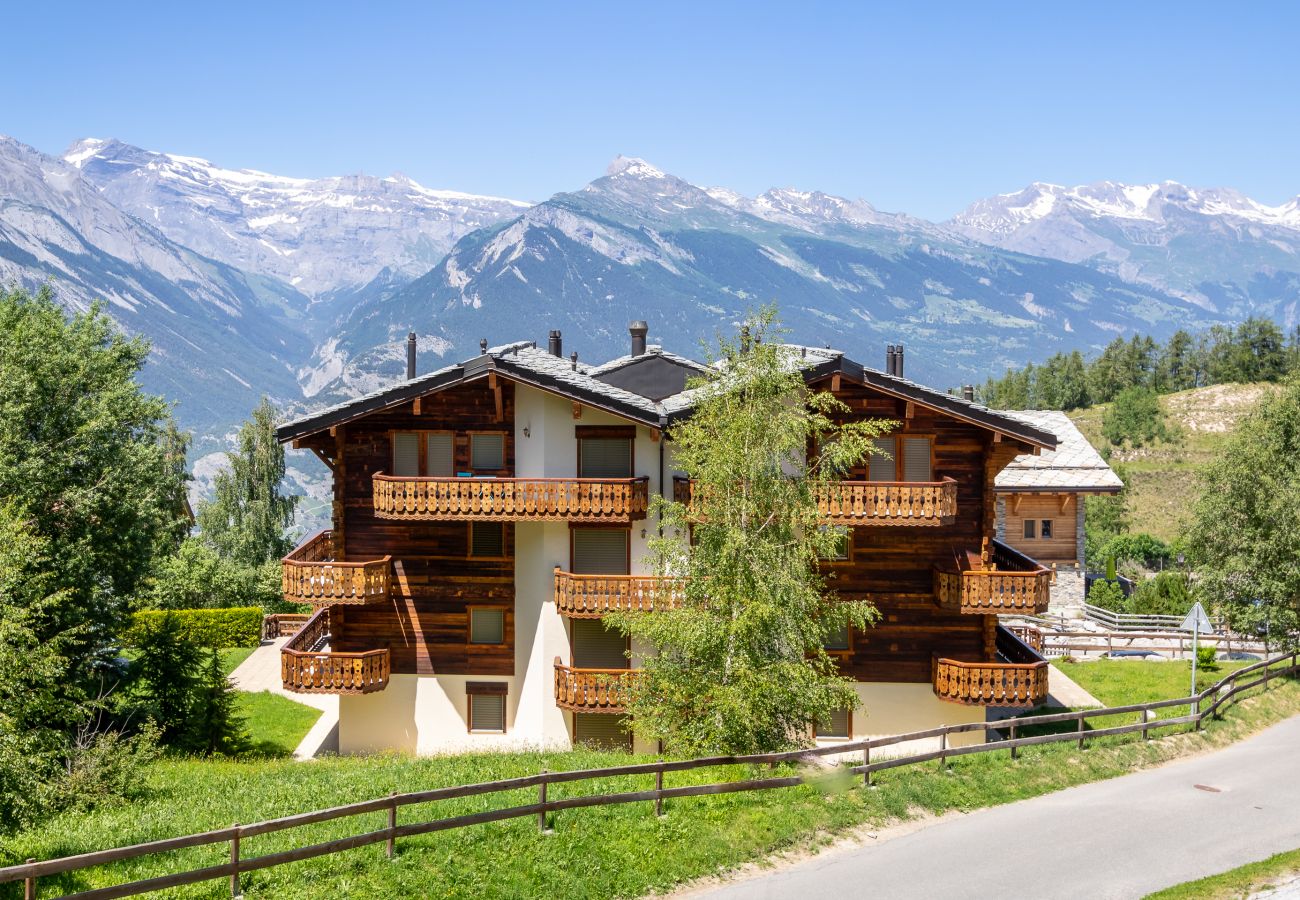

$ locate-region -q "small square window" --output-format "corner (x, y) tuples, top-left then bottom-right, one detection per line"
(1023, 520), (1036, 540)
(471, 522), (505, 557)
(1040, 519), (1053, 539)
(470, 433), (505, 470)
(819, 526), (851, 561)
(468, 691), (506, 733)
(824, 623), (851, 652)
(816, 708), (851, 739)
(469, 608), (505, 645)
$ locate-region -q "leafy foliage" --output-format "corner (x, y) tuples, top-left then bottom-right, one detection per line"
(1101, 386), (1173, 448)
(127, 608), (264, 649)
(1087, 578), (1128, 614)
(1099, 532), (1173, 570)
(609, 309), (887, 755)
(130, 613), (201, 742)
(197, 397), (298, 566)
(1129, 572), (1193, 617)
(138, 537), (283, 612)
(1187, 379), (1300, 649)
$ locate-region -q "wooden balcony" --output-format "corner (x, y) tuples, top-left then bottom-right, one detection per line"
(933, 540), (1051, 615)
(932, 625), (1049, 708)
(373, 475), (649, 523)
(281, 530), (391, 607)
(280, 607), (390, 695)
(673, 476), (958, 526)
(553, 658), (636, 713)
(553, 568), (683, 618)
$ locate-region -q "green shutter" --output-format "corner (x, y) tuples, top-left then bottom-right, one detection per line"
(426, 432), (454, 476)
(572, 619), (629, 669)
(580, 438), (632, 478)
(469, 693), (506, 733)
(572, 529), (629, 575)
(470, 608), (504, 644)
(818, 708), (851, 739)
(471, 433), (504, 470)
(573, 713), (631, 750)
(868, 438), (896, 482)
(902, 437), (932, 482)
(471, 523), (505, 557)
(392, 433), (420, 477)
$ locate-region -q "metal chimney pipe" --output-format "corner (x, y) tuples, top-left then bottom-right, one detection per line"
(406, 332), (417, 380)
(548, 330), (562, 357)
(895, 343), (905, 378)
(886, 344), (896, 376)
(629, 321), (649, 357)
(962, 384), (975, 402)
(570, 351), (578, 371)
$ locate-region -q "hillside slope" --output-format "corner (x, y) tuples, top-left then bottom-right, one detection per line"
(1068, 383), (1276, 543)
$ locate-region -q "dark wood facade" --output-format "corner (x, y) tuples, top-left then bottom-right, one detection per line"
(299, 379), (517, 676)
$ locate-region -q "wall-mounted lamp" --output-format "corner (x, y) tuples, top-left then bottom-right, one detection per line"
(522, 426), (531, 438)
(640, 528), (647, 539)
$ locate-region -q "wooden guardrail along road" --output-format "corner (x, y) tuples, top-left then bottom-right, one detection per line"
(4, 652), (1295, 899)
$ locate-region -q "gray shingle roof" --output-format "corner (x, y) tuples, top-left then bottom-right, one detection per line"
(994, 410), (1123, 492)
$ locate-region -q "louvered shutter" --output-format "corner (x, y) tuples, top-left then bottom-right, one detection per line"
(580, 438), (632, 478)
(426, 432), (454, 476)
(868, 437), (896, 482)
(392, 433), (420, 477)
(901, 437), (932, 482)
(818, 708), (851, 739)
(469, 693), (506, 733)
(572, 529), (629, 575)
(572, 619), (629, 669)
(824, 623), (850, 651)
(470, 608), (505, 644)
(471, 433), (504, 470)
(471, 523), (505, 557)
(574, 713), (632, 750)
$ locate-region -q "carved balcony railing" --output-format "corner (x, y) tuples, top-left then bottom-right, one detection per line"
(553, 568), (683, 618)
(373, 475), (649, 523)
(553, 658), (637, 713)
(933, 540), (1051, 615)
(932, 625), (1049, 708)
(280, 607), (390, 695)
(672, 476), (958, 526)
(281, 530), (392, 607)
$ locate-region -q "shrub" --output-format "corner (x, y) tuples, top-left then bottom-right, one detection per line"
(1100, 533), (1173, 570)
(1197, 645), (1220, 671)
(140, 538), (282, 612)
(54, 722), (162, 813)
(128, 607), (263, 649)
(1087, 578), (1129, 614)
(1102, 386), (1172, 448)
(1130, 572), (1193, 617)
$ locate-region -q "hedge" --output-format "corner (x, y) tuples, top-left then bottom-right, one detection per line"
(127, 608), (263, 649)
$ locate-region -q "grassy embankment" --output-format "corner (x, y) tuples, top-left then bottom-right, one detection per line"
(1068, 383), (1274, 543)
(1146, 847), (1300, 899)
(3, 663), (1296, 899)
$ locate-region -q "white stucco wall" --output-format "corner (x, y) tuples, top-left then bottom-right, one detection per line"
(813, 682), (989, 757)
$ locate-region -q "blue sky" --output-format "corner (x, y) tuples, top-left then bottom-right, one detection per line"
(4, 1), (1296, 219)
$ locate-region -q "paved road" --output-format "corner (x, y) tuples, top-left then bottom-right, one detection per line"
(695, 715), (1300, 900)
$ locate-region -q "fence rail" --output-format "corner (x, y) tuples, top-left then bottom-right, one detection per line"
(3, 652), (1295, 899)
(1081, 603), (1225, 633)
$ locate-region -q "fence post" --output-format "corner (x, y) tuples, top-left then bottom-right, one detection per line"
(1141, 710), (1149, 741)
(538, 769), (549, 834)
(939, 731), (947, 770)
(1009, 723), (1018, 760)
(230, 824), (240, 899)
(387, 792), (397, 859)
(1076, 717), (1085, 751)
(24, 859), (35, 900)
(655, 760), (664, 817)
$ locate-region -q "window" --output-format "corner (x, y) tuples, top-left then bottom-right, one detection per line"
(901, 437), (932, 482)
(571, 619), (628, 669)
(469, 607), (505, 645)
(818, 525), (851, 561)
(1040, 519), (1053, 539)
(572, 529), (629, 575)
(470, 522), (505, 557)
(1023, 519), (1036, 540)
(824, 623), (851, 652)
(574, 714), (632, 750)
(470, 433), (505, 470)
(466, 683), (507, 733)
(391, 431), (453, 476)
(868, 437), (896, 482)
(579, 438), (633, 478)
(816, 708), (851, 740)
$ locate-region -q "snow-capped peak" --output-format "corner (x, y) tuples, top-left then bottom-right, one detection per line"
(605, 155), (667, 180)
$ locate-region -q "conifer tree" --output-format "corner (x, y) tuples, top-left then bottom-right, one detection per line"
(184, 648), (249, 756)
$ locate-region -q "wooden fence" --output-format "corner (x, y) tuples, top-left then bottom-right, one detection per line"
(2, 652), (1296, 900)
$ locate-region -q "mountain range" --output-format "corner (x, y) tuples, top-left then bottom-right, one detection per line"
(3, 135), (1298, 456)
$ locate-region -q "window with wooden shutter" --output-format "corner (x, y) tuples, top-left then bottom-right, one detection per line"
(868, 437), (896, 482)
(816, 708), (851, 739)
(471, 522), (505, 557)
(572, 529), (629, 575)
(392, 432), (420, 477)
(469, 607), (505, 644)
(901, 437), (932, 482)
(1023, 519), (1036, 539)
(824, 622), (850, 652)
(579, 438), (632, 478)
(572, 619), (629, 669)
(426, 432), (454, 476)
(573, 714), (632, 750)
(470, 433), (505, 470)
(467, 686), (506, 733)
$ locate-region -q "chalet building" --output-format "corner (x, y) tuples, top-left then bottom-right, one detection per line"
(993, 411), (1124, 611)
(275, 326), (1062, 755)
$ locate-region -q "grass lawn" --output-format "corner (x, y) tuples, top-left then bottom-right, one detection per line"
(1056, 658), (1251, 720)
(219, 646), (256, 676)
(1146, 846), (1300, 899)
(236, 691), (322, 757)
(2, 668), (1296, 898)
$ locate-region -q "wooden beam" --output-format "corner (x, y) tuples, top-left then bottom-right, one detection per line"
(1060, 493), (1074, 512)
(904, 402), (914, 420)
(572, 401), (583, 420)
(1011, 494), (1022, 515)
(329, 426), (337, 438)
(413, 397), (422, 416)
(489, 372), (503, 423)
(830, 373), (841, 392)
(993, 432), (1002, 443)
(310, 448), (337, 473)
(649, 428), (660, 443)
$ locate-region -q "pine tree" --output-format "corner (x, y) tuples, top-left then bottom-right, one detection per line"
(184, 649), (249, 756)
(198, 397), (298, 566)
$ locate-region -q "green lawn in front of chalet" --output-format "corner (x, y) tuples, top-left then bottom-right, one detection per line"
(3, 672), (1297, 899)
